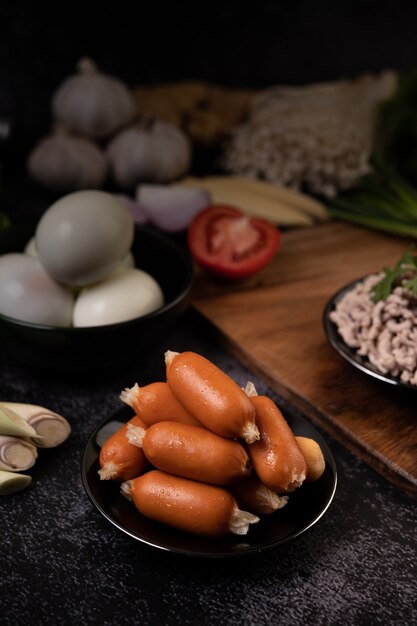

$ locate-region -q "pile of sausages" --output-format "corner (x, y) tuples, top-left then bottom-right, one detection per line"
(98, 351), (326, 538)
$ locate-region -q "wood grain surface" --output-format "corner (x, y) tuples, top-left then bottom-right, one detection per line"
(191, 221), (417, 499)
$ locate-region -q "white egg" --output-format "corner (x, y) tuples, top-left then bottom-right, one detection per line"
(73, 267), (164, 327)
(121, 251), (135, 269)
(35, 190), (134, 286)
(0, 253), (74, 326)
(24, 237), (38, 258)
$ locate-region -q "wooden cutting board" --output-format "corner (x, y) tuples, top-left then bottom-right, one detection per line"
(191, 221), (417, 499)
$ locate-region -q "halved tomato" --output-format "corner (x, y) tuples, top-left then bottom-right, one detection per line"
(188, 205), (281, 280)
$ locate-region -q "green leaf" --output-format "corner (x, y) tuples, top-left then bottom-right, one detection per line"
(371, 267), (400, 302)
(371, 249), (417, 301)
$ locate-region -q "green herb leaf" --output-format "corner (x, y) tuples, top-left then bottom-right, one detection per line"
(371, 249), (417, 301)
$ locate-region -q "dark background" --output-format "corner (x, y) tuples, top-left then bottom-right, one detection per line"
(1, 6), (417, 624)
(2, 0), (417, 222)
(2, 0), (417, 154)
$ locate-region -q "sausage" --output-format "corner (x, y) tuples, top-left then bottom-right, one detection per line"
(230, 475), (288, 515)
(127, 420), (250, 485)
(165, 350), (259, 443)
(98, 415), (148, 481)
(295, 436), (326, 482)
(248, 396), (307, 492)
(121, 470), (259, 537)
(119, 382), (200, 427)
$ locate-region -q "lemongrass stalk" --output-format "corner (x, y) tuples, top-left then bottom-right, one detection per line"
(0, 436), (38, 471)
(0, 405), (39, 440)
(0, 403), (71, 448)
(0, 470), (32, 495)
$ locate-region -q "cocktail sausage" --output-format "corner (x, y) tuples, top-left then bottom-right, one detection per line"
(120, 381), (200, 427)
(230, 475), (288, 515)
(121, 470), (259, 537)
(248, 396), (307, 492)
(127, 420), (250, 485)
(165, 351), (259, 443)
(295, 436), (326, 482)
(98, 415), (148, 481)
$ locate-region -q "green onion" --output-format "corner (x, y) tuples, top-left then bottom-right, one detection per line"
(328, 156), (417, 239)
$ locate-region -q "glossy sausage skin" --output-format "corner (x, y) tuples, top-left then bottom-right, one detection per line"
(165, 351), (259, 442)
(120, 382), (200, 427)
(98, 415), (148, 481)
(248, 396), (307, 492)
(142, 421), (250, 485)
(126, 470), (240, 537)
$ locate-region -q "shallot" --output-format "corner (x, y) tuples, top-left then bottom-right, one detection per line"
(136, 184), (210, 232)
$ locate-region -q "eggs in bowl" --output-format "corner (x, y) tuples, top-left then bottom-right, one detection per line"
(0, 192), (194, 373)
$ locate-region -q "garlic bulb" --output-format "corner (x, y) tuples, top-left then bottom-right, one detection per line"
(107, 119), (192, 189)
(27, 128), (108, 192)
(52, 57), (135, 139)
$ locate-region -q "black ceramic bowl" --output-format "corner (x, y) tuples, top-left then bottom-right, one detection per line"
(0, 223), (194, 373)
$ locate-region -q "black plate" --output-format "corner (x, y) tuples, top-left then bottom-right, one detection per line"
(81, 406), (337, 559)
(323, 277), (417, 392)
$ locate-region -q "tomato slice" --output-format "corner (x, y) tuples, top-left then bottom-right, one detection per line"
(188, 205), (281, 280)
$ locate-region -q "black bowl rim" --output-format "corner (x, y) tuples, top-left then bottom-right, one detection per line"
(0, 224), (194, 333)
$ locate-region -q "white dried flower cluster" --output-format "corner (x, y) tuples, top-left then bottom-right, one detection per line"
(330, 273), (417, 385)
(224, 72), (398, 198)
